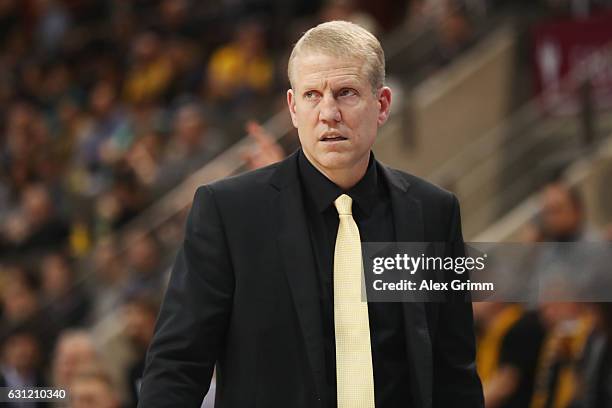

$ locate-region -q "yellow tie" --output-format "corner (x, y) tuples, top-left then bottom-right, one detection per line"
(333, 194), (375, 408)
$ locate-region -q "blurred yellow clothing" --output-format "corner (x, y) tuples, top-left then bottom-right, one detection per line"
(530, 315), (594, 408)
(207, 44), (273, 97)
(477, 305), (524, 383)
(69, 222), (90, 256)
(124, 58), (173, 103)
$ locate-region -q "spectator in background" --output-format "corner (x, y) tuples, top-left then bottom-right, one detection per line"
(39, 62), (77, 115)
(531, 302), (594, 408)
(0, 326), (47, 407)
(475, 303), (522, 380)
(69, 371), (121, 408)
(0, 183), (69, 255)
(89, 237), (128, 321)
(474, 302), (546, 408)
(76, 80), (132, 180)
(122, 231), (166, 298)
(539, 182), (597, 242)
(434, 0), (473, 65)
(55, 98), (89, 163)
(124, 30), (174, 105)
(39, 252), (91, 333)
(94, 165), (149, 234)
(150, 103), (222, 195)
(155, 0), (198, 40)
(154, 0), (204, 98)
(319, 0), (380, 34)
(121, 295), (160, 407)
(33, 0), (70, 55)
(206, 21), (274, 112)
(403, 0), (474, 68)
(572, 303), (612, 408)
(526, 181), (608, 301)
(51, 330), (103, 392)
(1, 103), (51, 196)
(164, 38), (204, 101)
(0, 267), (40, 330)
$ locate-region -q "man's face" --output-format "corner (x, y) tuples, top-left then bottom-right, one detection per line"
(287, 53), (391, 176)
(541, 185), (581, 239)
(69, 378), (118, 408)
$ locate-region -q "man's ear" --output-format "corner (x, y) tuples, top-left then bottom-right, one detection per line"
(377, 86), (392, 126)
(287, 89), (298, 128)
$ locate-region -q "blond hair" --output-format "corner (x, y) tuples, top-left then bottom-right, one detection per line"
(287, 20), (385, 91)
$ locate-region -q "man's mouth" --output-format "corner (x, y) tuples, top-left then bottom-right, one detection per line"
(320, 133), (348, 142)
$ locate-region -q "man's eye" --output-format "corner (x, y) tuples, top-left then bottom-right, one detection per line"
(338, 89), (357, 97)
(304, 91), (319, 100)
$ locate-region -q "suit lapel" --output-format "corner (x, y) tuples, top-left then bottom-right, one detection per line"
(270, 151), (327, 407)
(380, 164), (433, 408)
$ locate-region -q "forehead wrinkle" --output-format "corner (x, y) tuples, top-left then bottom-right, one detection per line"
(298, 70), (363, 92)
(301, 74), (361, 92)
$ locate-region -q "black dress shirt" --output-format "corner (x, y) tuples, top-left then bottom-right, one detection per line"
(298, 150), (412, 407)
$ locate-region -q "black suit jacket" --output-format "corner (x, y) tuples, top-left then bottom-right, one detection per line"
(137, 150), (484, 408)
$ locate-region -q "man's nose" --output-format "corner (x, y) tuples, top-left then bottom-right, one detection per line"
(318, 93), (341, 123)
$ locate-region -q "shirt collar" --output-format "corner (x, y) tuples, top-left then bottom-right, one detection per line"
(298, 149), (379, 217)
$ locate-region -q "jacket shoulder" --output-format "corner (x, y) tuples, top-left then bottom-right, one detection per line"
(195, 160), (282, 199)
(384, 165), (456, 203)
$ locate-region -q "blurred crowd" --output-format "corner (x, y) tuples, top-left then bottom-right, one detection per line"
(476, 180), (612, 408)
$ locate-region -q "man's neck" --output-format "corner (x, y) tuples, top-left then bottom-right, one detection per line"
(305, 152), (370, 190)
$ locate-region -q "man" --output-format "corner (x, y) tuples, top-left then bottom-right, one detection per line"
(0, 326), (47, 408)
(539, 181), (596, 242)
(530, 182), (606, 302)
(138, 21), (483, 407)
(69, 372), (121, 408)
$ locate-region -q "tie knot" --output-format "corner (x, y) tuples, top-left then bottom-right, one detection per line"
(334, 194), (353, 216)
